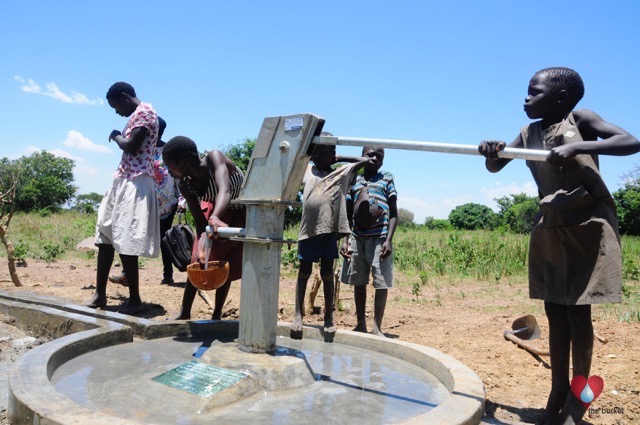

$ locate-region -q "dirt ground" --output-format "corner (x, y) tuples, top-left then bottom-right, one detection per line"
(1, 255), (639, 425)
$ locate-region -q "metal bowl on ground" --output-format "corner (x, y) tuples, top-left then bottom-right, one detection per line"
(186, 261), (230, 291)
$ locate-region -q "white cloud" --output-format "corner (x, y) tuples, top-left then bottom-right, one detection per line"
(7, 145), (45, 159)
(48, 148), (85, 163)
(481, 181), (538, 209)
(399, 194), (474, 222)
(442, 195), (473, 208)
(16, 146), (86, 163)
(481, 181), (538, 200)
(398, 196), (432, 223)
(74, 165), (98, 176)
(63, 130), (113, 154)
(13, 75), (104, 105)
(23, 145), (41, 156)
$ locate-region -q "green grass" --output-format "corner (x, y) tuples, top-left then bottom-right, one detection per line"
(621, 235), (640, 279)
(597, 279), (640, 322)
(2, 210), (96, 261)
(394, 227), (528, 281)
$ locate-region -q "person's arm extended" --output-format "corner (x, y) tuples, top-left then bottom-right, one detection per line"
(478, 134), (522, 173)
(208, 150), (234, 232)
(547, 109), (640, 166)
(336, 155), (371, 177)
(109, 126), (148, 154)
(381, 196), (397, 258)
(335, 155), (367, 163)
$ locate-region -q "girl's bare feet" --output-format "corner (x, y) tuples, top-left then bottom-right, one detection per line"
(536, 387), (569, 425)
(552, 392), (587, 425)
(171, 311), (191, 320)
(352, 323), (367, 333)
(85, 293), (107, 308)
(371, 324), (386, 338)
(323, 325), (336, 343)
(290, 314), (303, 339)
(119, 300), (144, 315)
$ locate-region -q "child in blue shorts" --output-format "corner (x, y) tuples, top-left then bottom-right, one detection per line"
(340, 147), (397, 337)
(290, 143), (369, 341)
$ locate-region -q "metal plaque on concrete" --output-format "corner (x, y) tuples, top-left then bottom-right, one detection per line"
(152, 360), (248, 397)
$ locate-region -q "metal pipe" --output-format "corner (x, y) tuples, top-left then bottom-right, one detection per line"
(313, 136), (549, 162)
(206, 226), (246, 238)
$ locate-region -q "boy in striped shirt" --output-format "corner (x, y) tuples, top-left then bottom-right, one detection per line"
(341, 147), (398, 337)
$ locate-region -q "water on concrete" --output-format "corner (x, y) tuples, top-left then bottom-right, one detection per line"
(51, 334), (449, 424)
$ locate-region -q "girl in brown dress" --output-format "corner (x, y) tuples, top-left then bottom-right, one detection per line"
(479, 67), (639, 425)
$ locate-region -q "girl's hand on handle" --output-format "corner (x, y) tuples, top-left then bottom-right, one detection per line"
(207, 216), (229, 238)
(547, 144), (578, 166)
(478, 140), (506, 159)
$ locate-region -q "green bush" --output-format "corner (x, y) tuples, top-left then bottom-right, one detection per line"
(13, 241), (29, 266)
(623, 258), (640, 280)
(424, 217), (452, 230)
(614, 185), (640, 235)
(503, 199), (539, 234)
(448, 203), (497, 230)
(281, 245), (299, 268)
(494, 193), (539, 234)
(37, 207), (53, 217)
(41, 243), (64, 264)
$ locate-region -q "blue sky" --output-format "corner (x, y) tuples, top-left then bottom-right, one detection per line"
(2, 1), (639, 220)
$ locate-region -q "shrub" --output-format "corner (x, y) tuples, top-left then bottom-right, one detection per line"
(448, 203), (497, 230)
(424, 217), (452, 230)
(41, 243), (64, 264)
(13, 241), (29, 266)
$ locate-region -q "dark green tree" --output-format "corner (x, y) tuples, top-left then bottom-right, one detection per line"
(494, 193), (539, 233)
(222, 137), (304, 228)
(614, 185), (640, 235)
(0, 158), (19, 217)
(448, 203), (497, 230)
(74, 192), (104, 213)
(221, 138), (255, 173)
(10, 152), (77, 211)
(613, 165), (640, 235)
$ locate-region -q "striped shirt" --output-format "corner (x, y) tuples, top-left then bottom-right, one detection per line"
(183, 163), (244, 203)
(347, 173), (397, 238)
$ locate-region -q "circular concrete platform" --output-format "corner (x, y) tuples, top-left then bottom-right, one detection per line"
(50, 335), (450, 424)
(3, 294), (484, 425)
